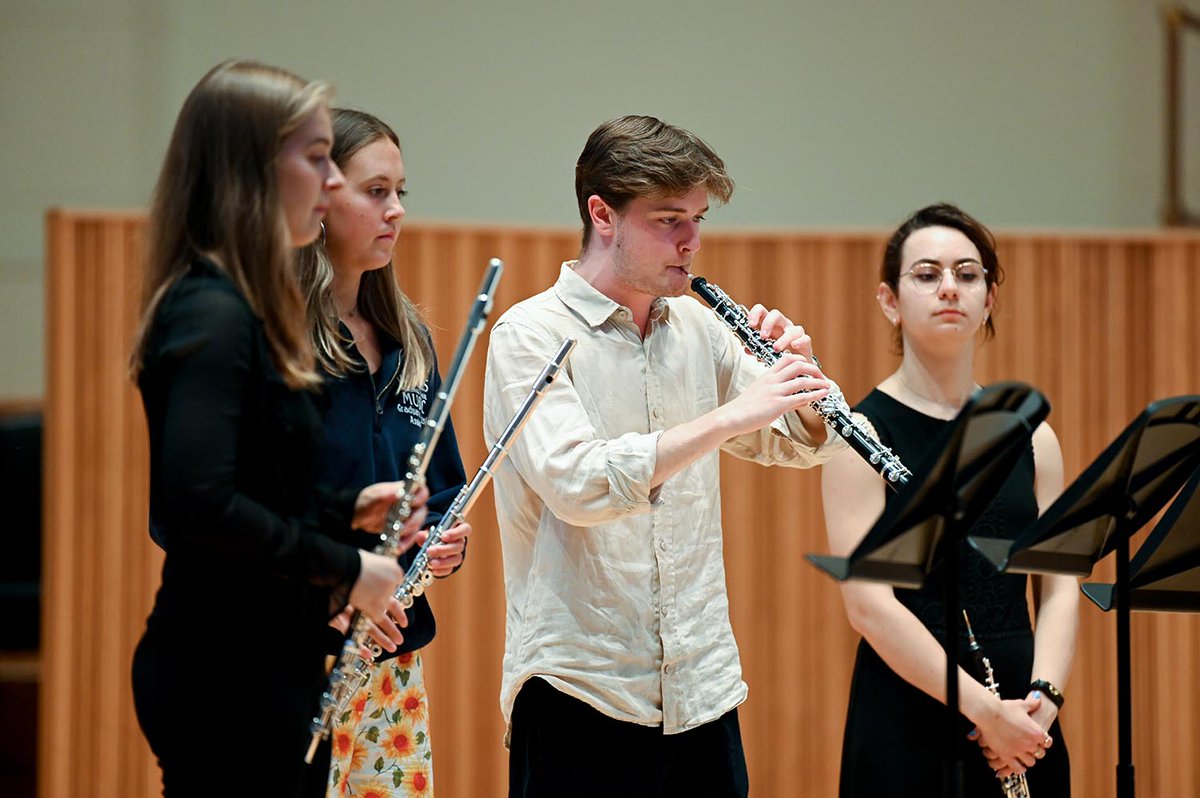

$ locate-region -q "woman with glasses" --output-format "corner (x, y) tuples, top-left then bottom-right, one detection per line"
(821, 204), (1076, 796)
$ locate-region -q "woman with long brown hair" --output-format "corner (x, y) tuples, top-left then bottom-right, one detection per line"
(129, 62), (427, 797)
(297, 108), (470, 798)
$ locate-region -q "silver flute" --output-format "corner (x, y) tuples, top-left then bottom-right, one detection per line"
(305, 258), (503, 764)
(964, 611), (1031, 798)
(689, 276), (912, 489)
(304, 337), (574, 761)
(388, 337), (577, 619)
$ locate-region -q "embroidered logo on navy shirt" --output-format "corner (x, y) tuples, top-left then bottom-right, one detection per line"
(397, 380), (429, 427)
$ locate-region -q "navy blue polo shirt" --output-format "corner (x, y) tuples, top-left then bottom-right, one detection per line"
(316, 325), (468, 657)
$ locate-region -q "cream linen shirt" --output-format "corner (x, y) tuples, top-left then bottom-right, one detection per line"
(484, 263), (845, 736)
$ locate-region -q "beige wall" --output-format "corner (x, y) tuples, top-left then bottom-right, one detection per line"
(3, 0), (1199, 396)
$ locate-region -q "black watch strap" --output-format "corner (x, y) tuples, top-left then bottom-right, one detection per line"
(1029, 679), (1064, 709)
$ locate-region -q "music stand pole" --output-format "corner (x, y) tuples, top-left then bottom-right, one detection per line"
(968, 395), (1200, 798)
(1115, 532), (1135, 798)
(943, 504), (965, 798)
(807, 382), (1050, 798)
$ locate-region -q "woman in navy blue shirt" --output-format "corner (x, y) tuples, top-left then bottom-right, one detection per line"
(298, 109), (470, 798)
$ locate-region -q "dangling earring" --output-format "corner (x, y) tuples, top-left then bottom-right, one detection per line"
(319, 222), (327, 246)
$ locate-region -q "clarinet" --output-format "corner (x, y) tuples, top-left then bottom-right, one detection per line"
(689, 275), (912, 490)
(964, 611), (1032, 798)
(387, 337), (576, 622)
(305, 258), (503, 764)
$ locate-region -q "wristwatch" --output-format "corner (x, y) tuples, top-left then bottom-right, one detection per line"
(1029, 679), (1064, 709)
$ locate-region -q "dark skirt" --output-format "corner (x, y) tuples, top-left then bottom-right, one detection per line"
(840, 639), (1070, 798)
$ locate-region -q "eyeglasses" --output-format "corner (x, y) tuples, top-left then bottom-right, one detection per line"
(900, 262), (989, 294)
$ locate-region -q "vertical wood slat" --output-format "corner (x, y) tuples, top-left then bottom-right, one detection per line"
(41, 214), (1200, 798)
(41, 210), (160, 798)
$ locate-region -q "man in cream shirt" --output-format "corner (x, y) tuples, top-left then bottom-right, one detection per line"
(483, 115), (846, 797)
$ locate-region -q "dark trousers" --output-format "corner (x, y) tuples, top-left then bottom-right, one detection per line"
(132, 631), (319, 798)
(509, 676), (749, 798)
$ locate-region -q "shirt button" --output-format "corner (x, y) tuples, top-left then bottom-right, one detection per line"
(659, 539), (668, 551)
(663, 664), (671, 675)
(661, 606), (670, 618)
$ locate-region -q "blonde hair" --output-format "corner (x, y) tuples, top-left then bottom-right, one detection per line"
(130, 59), (332, 389)
(296, 109), (432, 391)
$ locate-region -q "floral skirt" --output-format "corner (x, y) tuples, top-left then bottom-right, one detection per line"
(328, 651), (433, 797)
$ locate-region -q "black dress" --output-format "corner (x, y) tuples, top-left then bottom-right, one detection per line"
(131, 259), (363, 798)
(839, 389), (1071, 797)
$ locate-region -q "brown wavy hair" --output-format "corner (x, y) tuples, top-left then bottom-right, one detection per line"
(130, 59), (332, 388)
(575, 115), (734, 251)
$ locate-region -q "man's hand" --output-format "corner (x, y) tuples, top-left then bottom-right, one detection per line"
(746, 304), (815, 360)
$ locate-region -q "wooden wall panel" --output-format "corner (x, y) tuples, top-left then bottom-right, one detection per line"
(42, 210), (161, 798)
(42, 214), (1200, 798)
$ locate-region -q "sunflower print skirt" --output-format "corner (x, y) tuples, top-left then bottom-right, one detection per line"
(328, 651), (433, 797)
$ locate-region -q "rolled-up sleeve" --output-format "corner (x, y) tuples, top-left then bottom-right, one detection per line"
(484, 318), (660, 527)
(494, 275), (809, 735)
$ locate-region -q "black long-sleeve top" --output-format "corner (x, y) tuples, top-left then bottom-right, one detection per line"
(138, 259), (362, 647)
(315, 322), (468, 657)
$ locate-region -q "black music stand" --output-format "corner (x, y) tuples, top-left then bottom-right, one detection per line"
(1082, 465), (1200, 612)
(968, 395), (1200, 798)
(807, 382), (1050, 798)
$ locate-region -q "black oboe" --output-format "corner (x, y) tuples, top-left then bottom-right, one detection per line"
(964, 611), (1032, 798)
(690, 275), (912, 489)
